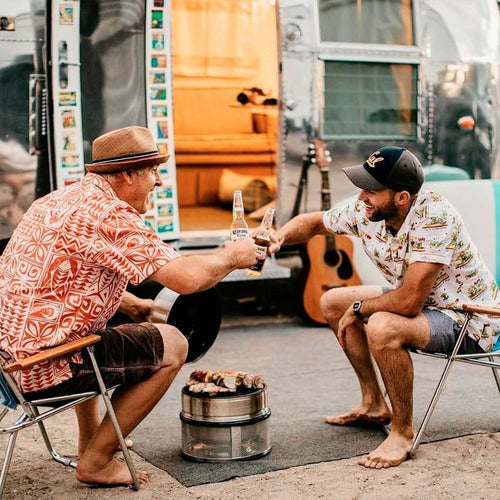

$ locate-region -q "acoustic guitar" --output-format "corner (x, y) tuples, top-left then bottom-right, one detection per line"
(301, 140), (361, 324)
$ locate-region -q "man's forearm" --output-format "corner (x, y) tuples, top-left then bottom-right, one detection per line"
(119, 291), (140, 314)
(119, 291), (154, 322)
(358, 262), (442, 318)
(151, 250), (237, 295)
(360, 288), (421, 318)
(276, 212), (328, 247)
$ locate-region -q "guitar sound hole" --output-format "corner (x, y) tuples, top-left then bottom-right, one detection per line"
(324, 250), (340, 267)
(337, 250), (353, 280)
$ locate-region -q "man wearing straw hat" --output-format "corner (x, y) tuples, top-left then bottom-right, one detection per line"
(0, 126), (258, 487)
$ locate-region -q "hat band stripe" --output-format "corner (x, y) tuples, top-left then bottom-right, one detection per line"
(92, 150), (159, 164)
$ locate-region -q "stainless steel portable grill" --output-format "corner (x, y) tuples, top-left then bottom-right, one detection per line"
(180, 386), (271, 461)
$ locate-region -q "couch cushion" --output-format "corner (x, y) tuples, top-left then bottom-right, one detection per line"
(175, 133), (276, 154)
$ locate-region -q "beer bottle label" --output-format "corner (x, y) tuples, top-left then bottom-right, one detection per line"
(255, 244), (267, 259)
(231, 227), (249, 241)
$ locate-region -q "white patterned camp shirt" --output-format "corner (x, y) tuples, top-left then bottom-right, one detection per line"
(323, 190), (500, 352)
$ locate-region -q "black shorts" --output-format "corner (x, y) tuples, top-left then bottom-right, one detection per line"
(23, 323), (164, 400)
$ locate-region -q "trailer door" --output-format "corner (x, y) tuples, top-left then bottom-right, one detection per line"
(49, 0), (180, 240)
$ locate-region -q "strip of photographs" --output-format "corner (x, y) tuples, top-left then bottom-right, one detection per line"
(58, 2), (85, 186)
(146, 0), (177, 237)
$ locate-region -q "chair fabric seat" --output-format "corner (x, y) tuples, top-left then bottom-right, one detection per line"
(0, 372), (17, 409)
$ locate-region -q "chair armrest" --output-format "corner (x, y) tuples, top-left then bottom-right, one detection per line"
(462, 304), (500, 316)
(3, 334), (101, 373)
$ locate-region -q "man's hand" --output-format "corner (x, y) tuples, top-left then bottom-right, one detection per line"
(267, 229), (282, 255)
(119, 291), (154, 323)
(223, 238), (259, 269)
(337, 305), (364, 349)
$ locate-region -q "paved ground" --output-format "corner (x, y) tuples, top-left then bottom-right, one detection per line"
(2, 317), (499, 499)
(2, 409), (499, 499)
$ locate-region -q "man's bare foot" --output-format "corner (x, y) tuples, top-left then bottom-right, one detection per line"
(325, 404), (391, 427)
(118, 437), (133, 451)
(358, 430), (413, 469)
(75, 456), (148, 486)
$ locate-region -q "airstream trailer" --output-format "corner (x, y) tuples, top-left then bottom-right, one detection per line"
(0, 0), (499, 259)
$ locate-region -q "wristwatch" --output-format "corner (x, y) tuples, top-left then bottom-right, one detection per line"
(352, 300), (364, 319)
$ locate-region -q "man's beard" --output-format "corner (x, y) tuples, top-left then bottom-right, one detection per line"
(368, 197), (398, 222)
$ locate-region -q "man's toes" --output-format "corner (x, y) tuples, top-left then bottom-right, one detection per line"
(136, 472), (149, 483)
(359, 455), (381, 469)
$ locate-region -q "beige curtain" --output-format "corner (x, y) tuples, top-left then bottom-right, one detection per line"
(172, 0), (261, 79)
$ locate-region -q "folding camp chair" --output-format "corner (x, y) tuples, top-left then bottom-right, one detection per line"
(410, 304), (500, 455)
(0, 334), (140, 497)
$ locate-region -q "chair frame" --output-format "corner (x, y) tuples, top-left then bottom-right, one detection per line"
(0, 334), (140, 496)
(410, 304), (500, 455)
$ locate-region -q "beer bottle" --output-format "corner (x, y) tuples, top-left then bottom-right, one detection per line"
(230, 190), (249, 241)
(246, 207), (275, 277)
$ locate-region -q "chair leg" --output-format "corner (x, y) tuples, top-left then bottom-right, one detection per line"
(86, 346), (140, 491)
(36, 419), (77, 468)
(411, 313), (473, 456)
(0, 407), (9, 422)
(0, 431), (18, 497)
(410, 356), (455, 456)
(490, 357), (500, 395)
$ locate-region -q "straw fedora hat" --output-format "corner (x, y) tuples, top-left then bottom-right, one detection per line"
(85, 126), (169, 173)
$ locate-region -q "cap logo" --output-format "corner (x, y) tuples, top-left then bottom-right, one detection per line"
(366, 151), (384, 168)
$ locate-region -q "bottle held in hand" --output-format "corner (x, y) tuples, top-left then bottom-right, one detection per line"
(230, 190), (249, 241)
(246, 207), (275, 277)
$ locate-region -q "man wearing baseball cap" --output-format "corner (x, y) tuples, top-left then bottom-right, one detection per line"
(0, 126), (258, 487)
(269, 145), (500, 469)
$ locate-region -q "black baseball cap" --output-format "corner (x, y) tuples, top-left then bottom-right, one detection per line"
(342, 146), (424, 195)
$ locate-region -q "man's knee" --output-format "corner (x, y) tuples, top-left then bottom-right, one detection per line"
(319, 292), (345, 326)
(365, 312), (402, 351)
(155, 324), (188, 368)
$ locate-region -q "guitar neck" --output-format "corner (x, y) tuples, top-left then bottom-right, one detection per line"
(319, 167), (337, 252)
(320, 168), (331, 211)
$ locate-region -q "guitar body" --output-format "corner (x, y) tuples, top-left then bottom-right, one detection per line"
(301, 234), (361, 324)
(294, 140), (362, 324)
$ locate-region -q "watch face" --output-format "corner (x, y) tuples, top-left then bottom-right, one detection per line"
(353, 301), (363, 317)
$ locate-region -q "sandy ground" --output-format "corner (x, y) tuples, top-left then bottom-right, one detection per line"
(1, 408), (499, 500)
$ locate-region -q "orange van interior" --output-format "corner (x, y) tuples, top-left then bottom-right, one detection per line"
(171, 0), (278, 231)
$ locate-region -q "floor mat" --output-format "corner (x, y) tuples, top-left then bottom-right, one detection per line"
(132, 324), (500, 486)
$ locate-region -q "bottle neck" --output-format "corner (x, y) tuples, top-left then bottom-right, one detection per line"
(233, 208), (245, 219)
(259, 209), (274, 231)
(233, 191), (244, 218)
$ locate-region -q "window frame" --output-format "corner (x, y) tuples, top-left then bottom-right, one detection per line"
(313, 0), (423, 140)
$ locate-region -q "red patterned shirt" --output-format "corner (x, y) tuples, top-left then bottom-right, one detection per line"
(0, 173), (179, 393)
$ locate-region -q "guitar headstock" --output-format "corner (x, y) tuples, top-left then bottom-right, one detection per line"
(312, 139), (332, 171)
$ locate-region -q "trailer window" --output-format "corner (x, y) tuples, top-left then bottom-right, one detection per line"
(322, 60), (417, 139)
(317, 0), (413, 45)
